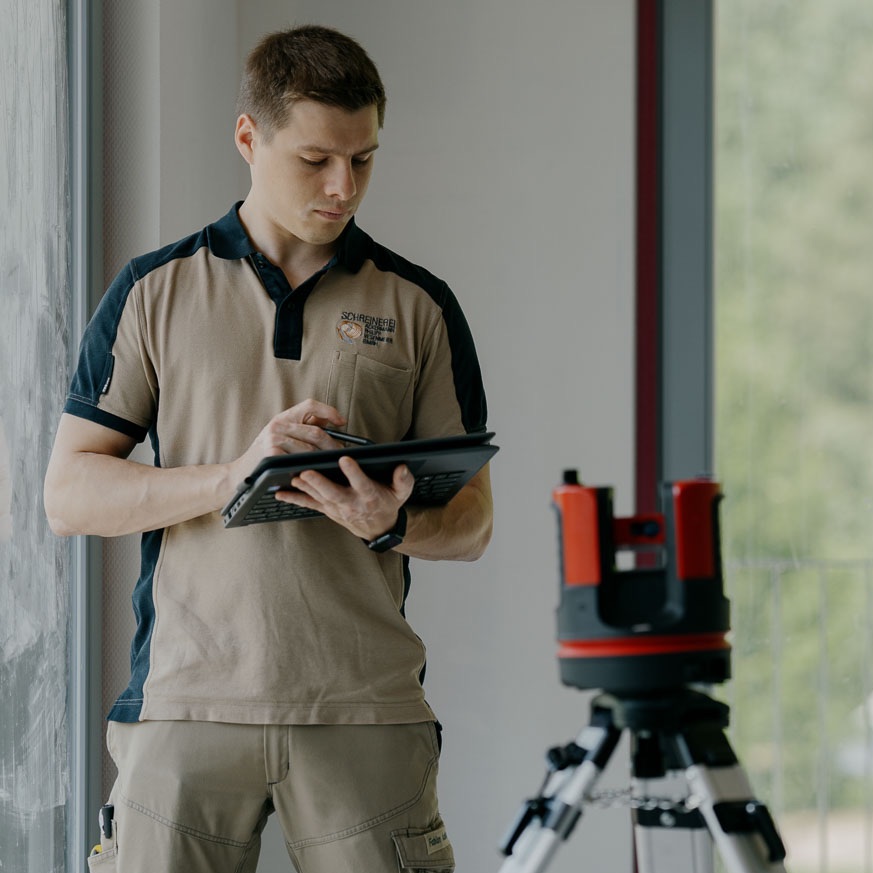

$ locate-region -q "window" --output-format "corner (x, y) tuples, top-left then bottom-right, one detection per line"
(716, 2), (873, 871)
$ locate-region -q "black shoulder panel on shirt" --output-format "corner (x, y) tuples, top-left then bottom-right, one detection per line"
(359, 231), (489, 434)
(65, 228), (211, 434)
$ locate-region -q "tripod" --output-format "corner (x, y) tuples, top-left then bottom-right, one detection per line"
(498, 686), (788, 873)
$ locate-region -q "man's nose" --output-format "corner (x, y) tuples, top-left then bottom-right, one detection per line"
(325, 160), (356, 201)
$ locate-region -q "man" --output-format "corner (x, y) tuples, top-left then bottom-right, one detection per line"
(45, 25), (492, 873)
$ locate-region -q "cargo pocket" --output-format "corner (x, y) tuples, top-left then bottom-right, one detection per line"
(392, 820), (455, 872)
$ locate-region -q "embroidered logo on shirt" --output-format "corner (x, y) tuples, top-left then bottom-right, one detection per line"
(337, 312), (396, 347)
(336, 319), (363, 343)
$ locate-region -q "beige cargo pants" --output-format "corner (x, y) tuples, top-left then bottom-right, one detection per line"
(87, 719), (455, 873)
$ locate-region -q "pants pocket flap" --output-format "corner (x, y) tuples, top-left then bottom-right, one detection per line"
(392, 824), (455, 870)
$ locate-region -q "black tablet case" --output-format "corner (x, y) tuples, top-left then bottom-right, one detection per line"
(221, 431), (498, 528)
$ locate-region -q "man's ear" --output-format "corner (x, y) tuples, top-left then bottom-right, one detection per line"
(234, 114), (257, 165)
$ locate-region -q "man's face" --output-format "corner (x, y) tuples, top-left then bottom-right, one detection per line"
(241, 100), (380, 247)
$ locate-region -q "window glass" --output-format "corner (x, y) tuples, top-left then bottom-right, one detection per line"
(716, 2), (873, 870)
(0, 1), (71, 870)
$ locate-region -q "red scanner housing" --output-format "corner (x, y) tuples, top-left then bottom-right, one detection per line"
(553, 475), (731, 692)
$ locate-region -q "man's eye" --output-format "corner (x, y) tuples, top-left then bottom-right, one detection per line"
(301, 157), (326, 166)
(352, 156), (372, 167)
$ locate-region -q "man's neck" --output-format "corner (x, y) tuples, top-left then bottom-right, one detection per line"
(238, 199), (338, 288)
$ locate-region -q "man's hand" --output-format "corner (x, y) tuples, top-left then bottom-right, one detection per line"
(232, 398), (413, 542)
(280, 456), (415, 541)
(227, 399), (347, 486)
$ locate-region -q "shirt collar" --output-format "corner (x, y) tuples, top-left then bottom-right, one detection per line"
(207, 201), (369, 273)
(206, 202), (257, 260)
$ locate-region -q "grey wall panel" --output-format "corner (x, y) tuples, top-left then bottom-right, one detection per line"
(660, 0), (714, 481)
(102, 0), (160, 282)
(0, 1), (71, 870)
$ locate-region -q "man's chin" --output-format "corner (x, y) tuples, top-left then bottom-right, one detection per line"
(303, 219), (351, 245)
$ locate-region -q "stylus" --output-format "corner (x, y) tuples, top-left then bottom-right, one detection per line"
(321, 427), (374, 446)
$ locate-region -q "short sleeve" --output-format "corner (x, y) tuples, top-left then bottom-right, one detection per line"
(64, 262), (157, 441)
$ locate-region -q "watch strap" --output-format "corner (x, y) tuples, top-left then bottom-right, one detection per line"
(366, 506), (407, 552)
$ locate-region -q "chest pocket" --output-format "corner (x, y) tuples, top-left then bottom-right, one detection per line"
(326, 349), (413, 443)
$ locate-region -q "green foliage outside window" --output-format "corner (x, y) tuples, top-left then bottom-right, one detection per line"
(716, 1), (873, 869)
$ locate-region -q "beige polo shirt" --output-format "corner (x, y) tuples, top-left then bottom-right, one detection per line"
(66, 203), (488, 725)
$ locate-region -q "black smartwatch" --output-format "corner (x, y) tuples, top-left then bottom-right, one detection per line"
(366, 507), (407, 553)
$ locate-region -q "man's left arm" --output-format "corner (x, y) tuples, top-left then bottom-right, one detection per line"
(401, 464), (492, 561)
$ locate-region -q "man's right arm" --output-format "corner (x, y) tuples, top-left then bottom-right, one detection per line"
(44, 401), (348, 538)
(43, 414), (243, 537)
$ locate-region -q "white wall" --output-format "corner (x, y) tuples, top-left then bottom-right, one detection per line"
(239, 4), (638, 871)
(103, 2), (638, 871)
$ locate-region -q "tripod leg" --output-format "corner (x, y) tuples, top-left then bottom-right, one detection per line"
(631, 731), (715, 873)
(633, 772), (714, 873)
(498, 709), (621, 873)
(671, 723), (789, 873)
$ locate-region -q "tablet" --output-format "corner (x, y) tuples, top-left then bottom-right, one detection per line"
(221, 431), (498, 528)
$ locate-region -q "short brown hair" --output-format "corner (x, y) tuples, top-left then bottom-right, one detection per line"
(236, 25), (386, 139)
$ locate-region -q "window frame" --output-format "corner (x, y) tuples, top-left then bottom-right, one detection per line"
(67, 0), (104, 867)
